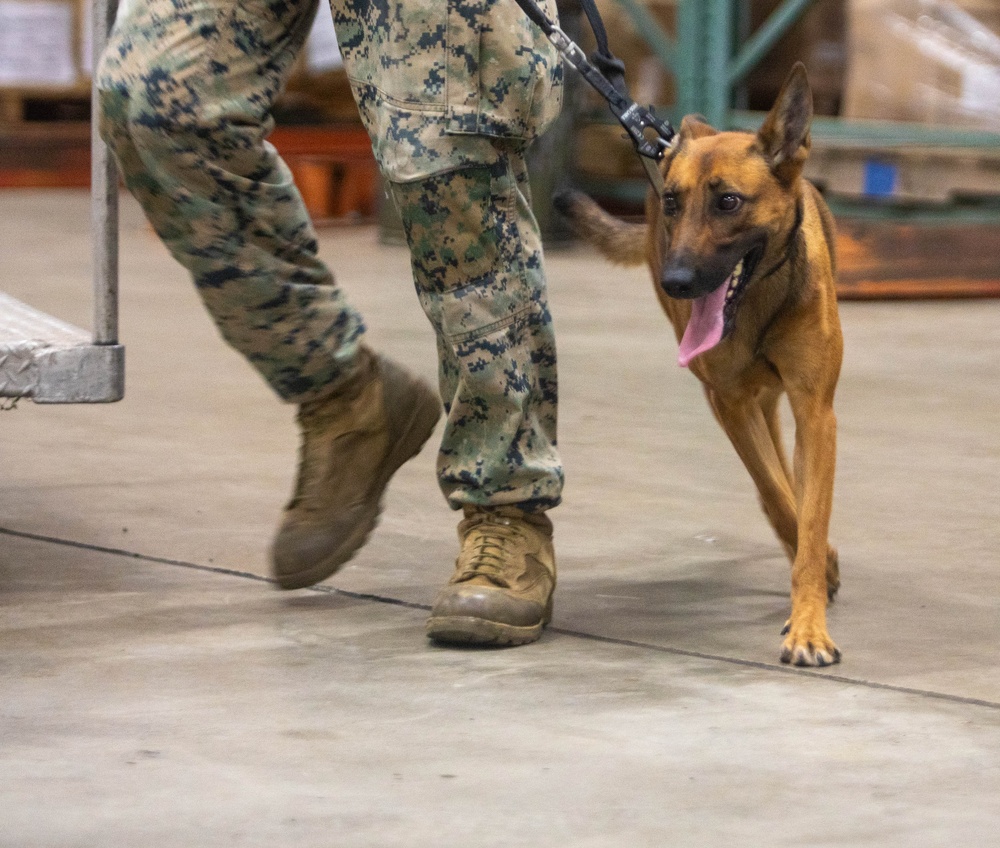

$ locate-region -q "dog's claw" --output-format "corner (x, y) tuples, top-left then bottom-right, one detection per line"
(780, 620), (791, 636)
(780, 627), (841, 668)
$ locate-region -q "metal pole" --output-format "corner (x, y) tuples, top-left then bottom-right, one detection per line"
(704, 0), (735, 128)
(675, 0), (706, 119)
(727, 0), (818, 87)
(613, 0), (677, 77)
(91, 0), (120, 345)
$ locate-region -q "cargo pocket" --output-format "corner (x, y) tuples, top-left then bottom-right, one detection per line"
(391, 160), (533, 342)
(445, 0), (563, 140)
(332, 0), (448, 109)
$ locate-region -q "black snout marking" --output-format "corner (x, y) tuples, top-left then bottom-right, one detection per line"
(661, 265), (696, 298)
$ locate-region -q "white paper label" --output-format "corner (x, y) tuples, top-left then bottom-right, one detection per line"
(0, 1), (77, 86)
(307, 9), (342, 73)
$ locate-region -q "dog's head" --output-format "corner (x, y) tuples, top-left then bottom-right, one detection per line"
(656, 63), (813, 365)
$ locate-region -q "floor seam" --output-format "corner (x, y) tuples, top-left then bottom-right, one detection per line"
(5, 525), (999, 713)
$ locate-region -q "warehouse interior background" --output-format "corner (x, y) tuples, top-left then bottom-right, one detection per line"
(2, 1), (999, 845)
(3, 0), (1000, 296)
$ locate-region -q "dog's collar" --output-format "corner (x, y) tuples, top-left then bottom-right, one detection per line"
(757, 196), (804, 281)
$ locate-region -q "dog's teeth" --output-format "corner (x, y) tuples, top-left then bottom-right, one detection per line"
(734, 260), (743, 277)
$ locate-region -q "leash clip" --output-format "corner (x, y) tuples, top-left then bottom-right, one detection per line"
(512, 0), (673, 192)
(617, 103), (671, 195)
(617, 102), (673, 161)
(543, 23), (673, 193)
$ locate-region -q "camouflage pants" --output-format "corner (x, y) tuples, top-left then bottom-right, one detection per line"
(97, 0), (563, 510)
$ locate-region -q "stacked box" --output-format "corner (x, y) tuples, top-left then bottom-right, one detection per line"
(844, 0), (1000, 131)
(0, 0), (84, 87)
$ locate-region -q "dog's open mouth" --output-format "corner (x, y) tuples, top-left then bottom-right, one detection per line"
(677, 246), (763, 367)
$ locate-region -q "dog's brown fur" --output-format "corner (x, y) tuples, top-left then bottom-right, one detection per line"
(557, 64), (843, 666)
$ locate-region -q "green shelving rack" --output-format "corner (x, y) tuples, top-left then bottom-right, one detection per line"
(576, 0), (1000, 222)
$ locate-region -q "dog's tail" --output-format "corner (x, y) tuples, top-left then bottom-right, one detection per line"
(552, 189), (647, 267)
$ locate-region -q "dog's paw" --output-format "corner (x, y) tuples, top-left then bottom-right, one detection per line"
(779, 620), (841, 667)
(826, 546), (840, 601)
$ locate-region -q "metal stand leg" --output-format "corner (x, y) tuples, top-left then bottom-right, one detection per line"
(0, 0), (125, 404)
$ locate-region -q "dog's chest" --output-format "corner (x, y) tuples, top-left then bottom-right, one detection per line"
(693, 343), (784, 397)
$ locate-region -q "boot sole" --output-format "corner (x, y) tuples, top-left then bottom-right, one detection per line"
(426, 615), (545, 647)
(274, 387), (441, 590)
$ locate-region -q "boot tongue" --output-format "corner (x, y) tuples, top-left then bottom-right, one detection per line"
(677, 276), (730, 367)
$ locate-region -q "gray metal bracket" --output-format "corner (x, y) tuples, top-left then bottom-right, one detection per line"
(0, 293), (124, 403)
(0, 0), (123, 406)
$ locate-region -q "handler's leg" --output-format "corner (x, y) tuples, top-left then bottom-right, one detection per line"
(390, 150), (562, 645)
(97, 0), (439, 586)
(97, 0), (362, 397)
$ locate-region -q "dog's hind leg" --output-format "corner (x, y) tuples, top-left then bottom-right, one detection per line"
(707, 388), (799, 561)
(758, 387), (797, 560)
(760, 388), (794, 490)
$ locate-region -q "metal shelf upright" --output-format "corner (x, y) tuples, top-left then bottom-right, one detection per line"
(583, 0), (1000, 219)
(0, 0), (123, 404)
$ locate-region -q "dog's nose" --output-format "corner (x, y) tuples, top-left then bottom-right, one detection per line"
(661, 265), (696, 298)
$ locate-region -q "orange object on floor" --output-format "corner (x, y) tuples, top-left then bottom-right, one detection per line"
(270, 125), (379, 222)
(0, 124), (91, 188)
(0, 122), (379, 222)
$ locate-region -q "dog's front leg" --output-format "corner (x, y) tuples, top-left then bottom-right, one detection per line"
(783, 392), (840, 667)
(707, 391), (800, 559)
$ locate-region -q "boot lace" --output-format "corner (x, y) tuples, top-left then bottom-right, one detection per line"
(457, 519), (520, 587)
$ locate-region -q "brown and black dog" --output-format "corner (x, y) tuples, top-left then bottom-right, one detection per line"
(556, 63), (843, 666)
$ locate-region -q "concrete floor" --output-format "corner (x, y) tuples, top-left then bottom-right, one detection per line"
(2, 190), (999, 846)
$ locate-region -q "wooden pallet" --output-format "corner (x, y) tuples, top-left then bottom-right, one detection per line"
(0, 123), (91, 188)
(269, 125), (379, 223)
(836, 219), (1000, 300)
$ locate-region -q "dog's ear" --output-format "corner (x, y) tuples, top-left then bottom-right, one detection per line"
(665, 116), (718, 163)
(679, 115), (718, 142)
(756, 62), (812, 185)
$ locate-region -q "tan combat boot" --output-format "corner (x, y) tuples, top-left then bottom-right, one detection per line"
(426, 506), (556, 646)
(271, 347), (441, 589)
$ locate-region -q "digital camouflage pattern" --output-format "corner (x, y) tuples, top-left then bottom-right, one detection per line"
(335, 0), (563, 181)
(98, 0), (365, 401)
(97, 0), (563, 510)
(392, 153), (561, 511)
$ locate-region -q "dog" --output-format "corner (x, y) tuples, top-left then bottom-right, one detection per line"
(555, 63), (843, 667)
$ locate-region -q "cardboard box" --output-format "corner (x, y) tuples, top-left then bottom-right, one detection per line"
(744, 0), (846, 117)
(0, 0), (82, 87)
(584, 0), (677, 107)
(844, 0), (1000, 130)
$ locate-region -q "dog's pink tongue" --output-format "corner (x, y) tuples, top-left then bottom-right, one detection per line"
(677, 278), (729, 367)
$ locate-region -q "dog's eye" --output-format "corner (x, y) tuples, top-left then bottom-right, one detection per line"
(662, 193), (679, 216)
(716, 193), (743, 213)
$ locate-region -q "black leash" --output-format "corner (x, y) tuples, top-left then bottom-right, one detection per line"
(512, 0), (675, 192)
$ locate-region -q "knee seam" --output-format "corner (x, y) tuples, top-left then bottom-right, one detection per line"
(447, 303), (534, 344)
